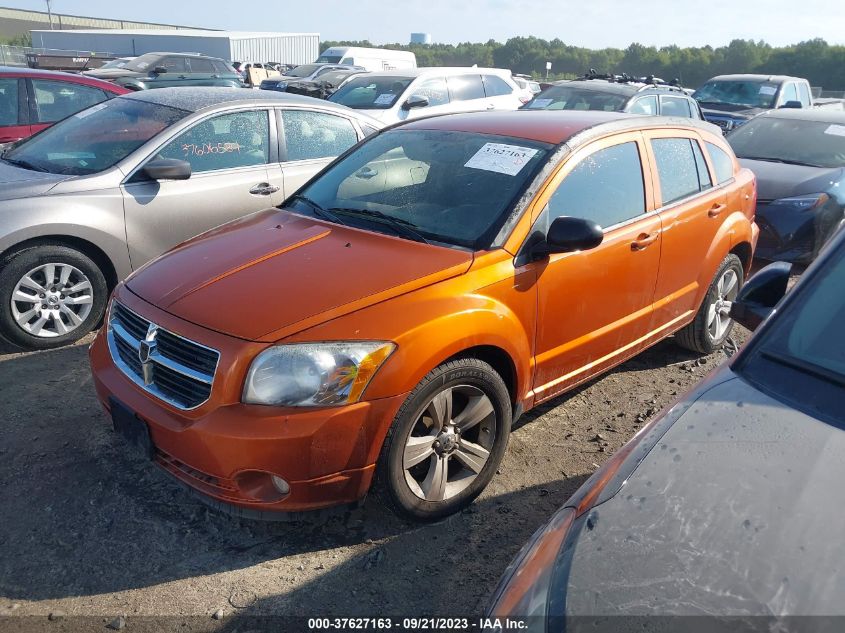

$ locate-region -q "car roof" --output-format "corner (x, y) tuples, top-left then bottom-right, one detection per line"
(136, 51), (224, 60)
(398, 110), (718, 145)
(707, 74), (805, 83)
(349, 67), (511, 79)
(121, 86), (380, 121)
(549, 79), (640, 96)
(754, 108), (845, 123)
(0, 65), (127, 90)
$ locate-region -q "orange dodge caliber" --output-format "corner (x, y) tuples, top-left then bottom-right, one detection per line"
(90, 110), (757, 522)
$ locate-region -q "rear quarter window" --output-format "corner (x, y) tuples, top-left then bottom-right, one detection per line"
(705, 142), (735, 184)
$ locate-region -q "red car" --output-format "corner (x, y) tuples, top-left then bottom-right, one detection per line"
(0, 66), (130, 147)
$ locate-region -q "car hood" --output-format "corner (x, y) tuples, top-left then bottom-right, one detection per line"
(701, 105), (766, 120)
(738, 159), (843, 200)
(0, 160), (73, 200)
(563, 373), (845, 615)
(126, 208), (473, 341)
(82, 68), (144, 80)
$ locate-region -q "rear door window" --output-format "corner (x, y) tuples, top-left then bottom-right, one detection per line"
(31, 79), (108, 124)
(548, 141), (646, 228)
(212, 60), (234, 74)
(282, 110), (358, 161)
(157, 110), (270, 173)
(482, 75), (514, 97)
(188, 58), (215, 73)
(447, 74), (485, 102)
(650, 137), (707, 205)
(0, 78), (20, 126)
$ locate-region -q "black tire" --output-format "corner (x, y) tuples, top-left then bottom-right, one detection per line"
(0, 244), (108, 351)
(376, 358), (511, 522)
(675, 253), (744, 354)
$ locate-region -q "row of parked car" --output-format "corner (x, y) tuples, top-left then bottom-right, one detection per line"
(1, 58), (843, 620)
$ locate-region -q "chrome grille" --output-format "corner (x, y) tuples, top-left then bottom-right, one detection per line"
(107, 302), (220, 410)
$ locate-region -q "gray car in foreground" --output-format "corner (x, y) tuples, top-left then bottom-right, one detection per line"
(0, 88), (381, 350)
(488, 228), (845, 627)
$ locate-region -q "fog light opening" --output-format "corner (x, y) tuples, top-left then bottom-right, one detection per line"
(271, 475), (290, 495)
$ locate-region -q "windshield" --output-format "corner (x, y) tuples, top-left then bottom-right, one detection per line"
(524, 85), (628, 111)
(287, 64), (323, 78)
(100, 58), (130, 69)
(123, 53), (162, 73)
(751, 241), (845, 391)
(4, 98), (188, 175)
(286, 129), (551, 248)
(693, 80), (778, 109)
(728, 116), (845, 168)
(329, 76), (414, 109)
(319, 71), (359, 86)
(316, 55), (343, 64)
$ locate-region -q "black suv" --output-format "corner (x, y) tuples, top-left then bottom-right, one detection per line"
(523, 71), (703, 119)
(83, 52), (243, 90)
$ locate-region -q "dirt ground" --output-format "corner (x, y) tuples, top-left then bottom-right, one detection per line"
(0, 326), (746, 630)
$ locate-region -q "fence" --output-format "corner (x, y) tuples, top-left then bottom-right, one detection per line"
(0, 45), (116, 68)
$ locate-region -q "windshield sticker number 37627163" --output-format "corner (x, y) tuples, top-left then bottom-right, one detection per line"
(465, 143), (539, 176)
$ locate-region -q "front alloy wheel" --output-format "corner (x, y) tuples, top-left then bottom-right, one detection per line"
(11, 263), (94, 338)
(403, 385), (497, 502)
(378, 357), (511, 522)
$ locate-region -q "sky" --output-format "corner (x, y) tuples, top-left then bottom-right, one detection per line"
(5, 0), (845, 48)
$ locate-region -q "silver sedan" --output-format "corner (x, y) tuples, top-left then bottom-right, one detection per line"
(0, 87), (382, 350)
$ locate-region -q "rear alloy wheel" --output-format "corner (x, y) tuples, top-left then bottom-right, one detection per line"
(0, 245), (107, 350)
(675, 253), (743, 354)
(378, 358), (511, 522)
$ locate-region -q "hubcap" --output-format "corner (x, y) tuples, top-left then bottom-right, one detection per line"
(10, 263), (94, 338)
(707, 268), (739, 341)
(403, 384), (497, 503)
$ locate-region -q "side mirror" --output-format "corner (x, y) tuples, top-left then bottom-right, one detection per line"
(780, 100), (802, 109)
(729, 261), (792, 331)
(142, 158), (191, 181)
(153, 66), (168, 74)
(402, 95), (429, 110)
(533, 216), (604, 258)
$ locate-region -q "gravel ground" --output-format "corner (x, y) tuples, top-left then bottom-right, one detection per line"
(0, 327), (747, 630)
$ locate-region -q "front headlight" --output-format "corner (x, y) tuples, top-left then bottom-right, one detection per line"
(243, 341), (395, 407)
(768, 193), (829, 212)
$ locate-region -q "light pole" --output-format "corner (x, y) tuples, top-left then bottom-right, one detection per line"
(45, 0), (54, 29)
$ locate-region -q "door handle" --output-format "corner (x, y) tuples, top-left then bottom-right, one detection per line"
(631, 232), (659, 251)
(249, 183), (280, 196)
(708, 203), (727, 218)
(486, 103), (496, 110)
(178, 75), (188, 79)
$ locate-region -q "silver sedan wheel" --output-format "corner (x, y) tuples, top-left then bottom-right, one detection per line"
(403, 384), (497, 502)
(10, 263), (94, 338)
(707, 267), (739, 341)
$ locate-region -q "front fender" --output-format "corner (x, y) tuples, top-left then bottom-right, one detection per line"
(694, 210), (755, 308)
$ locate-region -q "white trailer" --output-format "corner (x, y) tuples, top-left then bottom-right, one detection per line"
(315, 46), (416, 72)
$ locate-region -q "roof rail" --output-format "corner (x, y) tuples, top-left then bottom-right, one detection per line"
(576, 69), (686, 91)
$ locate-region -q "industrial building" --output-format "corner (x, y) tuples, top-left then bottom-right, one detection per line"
(0, 6), (199, 40)
(30, 29), (320, 64)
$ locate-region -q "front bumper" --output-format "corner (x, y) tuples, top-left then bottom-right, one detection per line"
(89, 288), (407, 514)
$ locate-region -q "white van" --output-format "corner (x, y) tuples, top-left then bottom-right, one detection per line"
(327, 67), (523, 124)
(316, 47), (417, 72)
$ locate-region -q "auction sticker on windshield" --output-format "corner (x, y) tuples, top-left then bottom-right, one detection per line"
(758, 85), (777, 95)
(824, 124), (845, 137)
(528, 98), (553, 109)
(465, 143), (539, 176)
(374, 94), (395, 105)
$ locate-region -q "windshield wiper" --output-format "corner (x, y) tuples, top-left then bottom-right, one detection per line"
(2, 156), (48, 172)
(287, 194), (347, 226)
(761, 350), (845, 388)
(327, 207), (431, 244)
(738, 156), (823, 168)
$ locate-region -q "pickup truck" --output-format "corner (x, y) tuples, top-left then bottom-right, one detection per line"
(693, 74), (844, 132)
